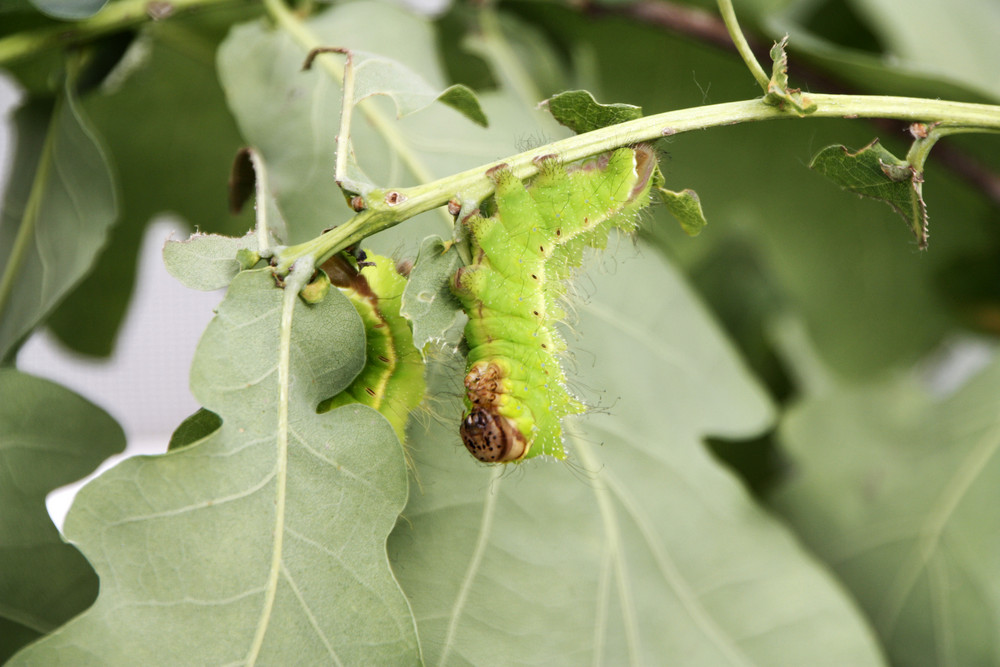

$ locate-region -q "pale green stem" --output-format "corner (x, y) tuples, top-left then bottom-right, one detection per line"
(476, 8), (544, 113)
(335, 50), (356, 186)
(716, 0), (769, 91)
(249, 149), (273, 254)
(906, 125), (1000, 172)
(274, 93), (1000, 274)
(0, 0), (245, 66)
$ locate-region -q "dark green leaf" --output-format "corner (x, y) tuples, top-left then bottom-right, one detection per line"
(167, 408), (222, 451)
(436, 83), (488, 127)
(810, 140), (927, 248)
(0, 369), (125, 662)
(47, 15), (256, 357)
(847, 0), (1000, 101)
(763, 2), (998, 103)
(519, 0), (989, 379)
(0, 87), (117, 361)
(10, 270), (419, 664)
(542, 89), (643, 134)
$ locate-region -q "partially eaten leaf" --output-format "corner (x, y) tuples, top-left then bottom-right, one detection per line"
(541, 89), (643, 134)
(810, 139), (928, 248)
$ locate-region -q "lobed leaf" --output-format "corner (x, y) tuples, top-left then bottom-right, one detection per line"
(46, 16), (255, 357)
(390, 246), (886, 665)
(10, 270), (419, 665)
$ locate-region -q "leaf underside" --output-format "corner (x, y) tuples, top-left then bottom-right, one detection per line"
(390, 245), (886, 665)
(10, 271), (419, 665)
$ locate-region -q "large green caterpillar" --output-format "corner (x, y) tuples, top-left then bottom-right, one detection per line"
(451, 145), (656, 463)
(318, 253), (426, 443)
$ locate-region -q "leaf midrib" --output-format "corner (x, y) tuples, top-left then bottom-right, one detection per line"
(437, 466), (504, 667)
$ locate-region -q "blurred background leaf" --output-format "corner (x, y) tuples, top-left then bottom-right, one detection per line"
(217, 1), (567, 254)
(770, 317), (1000, 666)
(390, 243), (886, 665)
(0, 81), (117, 362)
(44, 6), (258, 358)
(30, 0), (108, 21)
(504, 1), (998, 383)
(0, 369), (125, 662)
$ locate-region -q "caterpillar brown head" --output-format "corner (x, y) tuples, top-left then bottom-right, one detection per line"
(460, 410), (527, 463)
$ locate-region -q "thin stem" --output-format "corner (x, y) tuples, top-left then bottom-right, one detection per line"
(476, 8), (544, 113)
(716, 0), (769, 91)
(335, 50), (355, 186)
(0, 0), (246, 66)
(273, 93), (1000, 274)
(249, 149), (273, 254)
(906, 125), (1000, 172)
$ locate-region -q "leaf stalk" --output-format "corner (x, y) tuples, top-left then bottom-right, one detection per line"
(716, 0), (769, 91)
(261, 0), (452, 227)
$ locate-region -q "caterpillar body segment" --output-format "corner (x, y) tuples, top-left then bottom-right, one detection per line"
(318, 253), (425, 444)
(451, 146), (656, 463)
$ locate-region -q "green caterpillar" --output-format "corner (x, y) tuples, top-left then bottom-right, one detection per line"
(318, 253), (425, 443)
(451, 145), (656, 463)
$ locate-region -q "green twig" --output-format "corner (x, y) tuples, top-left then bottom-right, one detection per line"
(247, 149), (274, 255)
(335, 50), (355, 187)
(272, 93), (1000, 274)
(716, 0), (769, 91)
(905, 124), (1000, 172)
